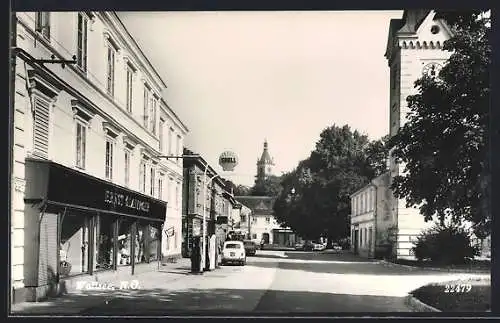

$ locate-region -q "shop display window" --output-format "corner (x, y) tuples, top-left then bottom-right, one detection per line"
(135, 222), (148, 264)
(117, 218), (134, 266)
(94, 215), (116, 271)
(60, 211), (91, 277)
(149, 225), (161, 262)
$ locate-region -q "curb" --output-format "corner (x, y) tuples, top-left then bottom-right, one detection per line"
(404, 294), (441, 312)
(378, 260), (490, 273)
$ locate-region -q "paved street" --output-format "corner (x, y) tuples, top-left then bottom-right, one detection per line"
(12, 250), (488, 315)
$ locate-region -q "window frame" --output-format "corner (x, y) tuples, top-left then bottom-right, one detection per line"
(159, 118), (165, 153)
(149, 96), (157, 135)
(76, 12), (89, 72)
(32, 94), (51, 158)
(168, 127), (174, 155)
(176, 134), (181, 164)
(143, 85), (150, 128)
(106, 43), (116, 97)
(158, 174), (164, 200)
(124, 148), (131, 187)
(139, 159), (147, 193)
(35, 12), (51, 40)
(150, 166), (156, 196)
(104, 137), (114, 181)
(75, 117), (88, 169)
(125, 64), (134, 113)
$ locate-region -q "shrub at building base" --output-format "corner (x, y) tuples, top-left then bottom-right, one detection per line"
(412, 223), (480, 265)
(375, 243), (394, 260)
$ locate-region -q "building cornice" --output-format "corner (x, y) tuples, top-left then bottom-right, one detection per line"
(101, 12), (167, 92)
(159, 98), (189, 134)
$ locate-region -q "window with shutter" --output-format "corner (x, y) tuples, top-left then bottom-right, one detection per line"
(33, 96), (50, 158)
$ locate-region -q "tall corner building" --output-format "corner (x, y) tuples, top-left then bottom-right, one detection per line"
(384, 9), (453, 258)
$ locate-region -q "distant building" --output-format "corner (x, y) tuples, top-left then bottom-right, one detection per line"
(234, 196), (297, 247)
(181, 149), (238, 257)
(255, 139), (275, 184)
(229, 202), (252, 236)
(350, 173), (391, 258)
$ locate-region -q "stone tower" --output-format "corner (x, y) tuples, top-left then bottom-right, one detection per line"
(384, 10), (453, 258)
(255, 139), (275, 184)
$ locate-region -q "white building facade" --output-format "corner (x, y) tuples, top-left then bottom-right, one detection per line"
(350, 173), (393, 258)
(10, 11), (188, 303)
(384, 10), (453, 259)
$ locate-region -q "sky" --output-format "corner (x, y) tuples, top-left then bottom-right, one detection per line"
(118, 10), (404, 186)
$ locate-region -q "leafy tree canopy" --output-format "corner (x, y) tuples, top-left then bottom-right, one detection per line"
(273, 124), (388, 242)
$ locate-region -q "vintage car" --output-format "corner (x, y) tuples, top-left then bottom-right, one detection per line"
(221, 241), (246, 266)
(243, 240), (257, 256)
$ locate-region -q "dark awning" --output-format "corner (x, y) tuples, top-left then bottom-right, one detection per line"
(24, 158), (167, 222)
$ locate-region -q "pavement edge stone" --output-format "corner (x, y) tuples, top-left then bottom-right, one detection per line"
(378, 260), (490, 273)
(404, 294), (441, 312)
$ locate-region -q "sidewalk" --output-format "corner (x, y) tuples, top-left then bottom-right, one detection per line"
(10, 258), (195, 316)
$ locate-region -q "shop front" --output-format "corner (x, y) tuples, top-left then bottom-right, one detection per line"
(272, 229), (297, 247)
(22, 158), (167, 302)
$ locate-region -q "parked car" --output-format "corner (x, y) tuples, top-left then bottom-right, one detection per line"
(294, 242), (305, 250)
(243, 240), (257, 256)
(332, 243), (342, 250)
(312, 241), (326, 251)
(221, 241), (246, 266)
(303, 240), (314, 251)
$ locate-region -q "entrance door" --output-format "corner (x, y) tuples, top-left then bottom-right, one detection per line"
(354, 230), (359, 255)
(262, 233), (270, 244)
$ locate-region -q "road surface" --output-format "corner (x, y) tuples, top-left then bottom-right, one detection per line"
(13, 250), (488, 315)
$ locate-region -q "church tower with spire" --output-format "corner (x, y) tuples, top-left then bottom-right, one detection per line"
(255, 139), (275, 184)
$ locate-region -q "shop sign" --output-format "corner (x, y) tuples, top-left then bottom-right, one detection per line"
(218, 151), (238, 171)
(26, 159), (167, 221)
(104, 190), (150, 213)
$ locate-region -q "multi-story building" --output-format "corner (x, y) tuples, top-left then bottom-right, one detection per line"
(384, 9), (452, 259)
(181, 149), (237, 257)
(350, 10), (454, 260)
(10, 11), (188, 303)
(350, 173), (391, 258)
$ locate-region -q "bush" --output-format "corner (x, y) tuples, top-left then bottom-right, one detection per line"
(412, 223), (480, 265)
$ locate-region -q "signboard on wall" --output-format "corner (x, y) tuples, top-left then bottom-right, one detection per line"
(25, 159), (167, 221)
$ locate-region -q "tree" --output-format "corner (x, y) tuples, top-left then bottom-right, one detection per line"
(234, 185), (252, 196)
(365, 135), (390, 177)
(387, 11), (491, 236)
(273, 124), (385, 243)
(251, 175), (283, 197)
